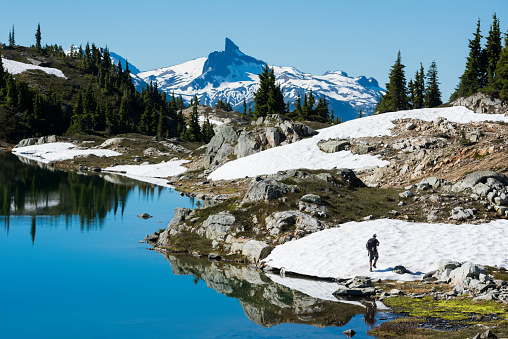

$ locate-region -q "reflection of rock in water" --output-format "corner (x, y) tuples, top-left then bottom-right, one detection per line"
(163, 253), (365, 328)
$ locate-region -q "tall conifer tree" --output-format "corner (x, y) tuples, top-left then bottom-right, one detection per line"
(491, 29), (508, 100)
(376, 51), (408, 113)
(35, 23), (42, 50)
(424, 61), (442, 107)
(452, 19), (483, 99)
(484, 14), (502, 88)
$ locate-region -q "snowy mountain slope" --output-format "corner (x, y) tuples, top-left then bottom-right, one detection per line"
(137, 38), (385, 121)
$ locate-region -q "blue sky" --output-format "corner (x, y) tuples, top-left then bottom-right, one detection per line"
(2, 0), (507, 100)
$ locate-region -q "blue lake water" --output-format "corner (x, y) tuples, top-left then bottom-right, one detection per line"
(0, 152), (390, 338)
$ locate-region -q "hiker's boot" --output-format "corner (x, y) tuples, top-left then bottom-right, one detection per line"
(373, 263), (377, 268)
(369, 266), (372, 272)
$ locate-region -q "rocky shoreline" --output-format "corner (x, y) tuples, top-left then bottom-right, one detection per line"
(9, 103), (508, 338)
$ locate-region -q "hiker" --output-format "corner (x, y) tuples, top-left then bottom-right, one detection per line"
(366, 234), (379, 272)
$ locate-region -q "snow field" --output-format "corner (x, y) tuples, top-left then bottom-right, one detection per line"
(12, 142), (120, 163)
(208, 107), (508, 181)
(2, 57), (66, 78)
(263, 219), (508, 281)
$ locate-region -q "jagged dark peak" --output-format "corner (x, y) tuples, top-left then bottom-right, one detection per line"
(225, 38), (240, 54)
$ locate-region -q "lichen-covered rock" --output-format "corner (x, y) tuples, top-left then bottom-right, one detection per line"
(201, 212), (236, 241)
(265, 210), (322, 236)
(243, 177), (293, 202)
(203, 125), (238, 169)
(234, 131), (260, 158)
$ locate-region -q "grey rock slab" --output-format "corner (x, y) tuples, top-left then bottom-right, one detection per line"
(300, 194), (322, 204)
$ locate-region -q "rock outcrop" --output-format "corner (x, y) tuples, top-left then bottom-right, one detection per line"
(242, 177), (295, 202)
(451, 92), (507, 115)
(203, 114), (316, 171)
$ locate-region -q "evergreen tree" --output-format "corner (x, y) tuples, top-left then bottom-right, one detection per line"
(484, 13), (502, 88)
(376, 51), (409, 113)
(9, 25), (15, 47)
(243, 99), (247, 114)
(407, 79), (415, 108)
(313, 95), (329, 122)
(201, 116), (215, 143)
(253, 64), (284, 118)
(413, 64), (425, 109)
(491, 29), (508, 100)
(293, 93), (302, 119)
(452, 19), (483, 99)
(424, 60), (442, 107)
(186, 95), (201, 141)
(35, 23), (42, 50)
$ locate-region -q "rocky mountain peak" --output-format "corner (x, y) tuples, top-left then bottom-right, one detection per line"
(225, 38), (240, 54)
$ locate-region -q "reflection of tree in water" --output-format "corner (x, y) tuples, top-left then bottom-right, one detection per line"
(163, 253), (366, 328)
(0, 152), (167, 242)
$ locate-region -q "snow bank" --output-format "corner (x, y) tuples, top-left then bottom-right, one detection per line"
(263, 219), (508, 281)
(12, 142), (120, 163)
(2, 57), (66, 78)
(208, 107), (508, 181)
(103, 160), (189, 183)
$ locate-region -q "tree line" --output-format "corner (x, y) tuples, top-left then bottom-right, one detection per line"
(452, 14), (508, 101)
(1, 23), (215, 144)
(376, 52), (442, 113)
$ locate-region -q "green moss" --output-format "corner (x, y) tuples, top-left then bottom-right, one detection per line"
(384, 296), (508, 321)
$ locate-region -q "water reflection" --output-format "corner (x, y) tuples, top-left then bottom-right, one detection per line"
(0, 152), (185, 242)
(163, 253), (368, 328)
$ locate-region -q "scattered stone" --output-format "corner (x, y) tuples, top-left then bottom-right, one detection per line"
(300, 194), (322, 204)
(144, 232), (159, 242)
(137, 213), (153, 219)
(342, 329), (356, 338)
(392, 266), (409, 274)
(399, 190), (414, 199)
(450, 207), (474, 221)
(208, 253), (221, 261)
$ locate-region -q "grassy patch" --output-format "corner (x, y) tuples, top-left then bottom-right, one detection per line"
(368, 317), (486, 339)
(383, 296), (508, 321)
(484, 266), (508, 282)
(161, 230), (213, 254)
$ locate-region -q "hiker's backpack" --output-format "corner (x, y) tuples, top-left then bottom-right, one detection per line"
(366, 238), (376, 251)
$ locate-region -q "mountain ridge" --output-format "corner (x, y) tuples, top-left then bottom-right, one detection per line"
(134, 38), (385, 121)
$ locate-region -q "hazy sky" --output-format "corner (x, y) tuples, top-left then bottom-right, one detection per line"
(2, 0), (507, 100)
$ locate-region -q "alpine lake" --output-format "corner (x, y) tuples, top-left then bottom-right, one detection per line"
(0, 151), (394, 338)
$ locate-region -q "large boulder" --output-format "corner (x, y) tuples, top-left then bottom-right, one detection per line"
(265, 127), (284, 147)
(203, 125), (238, 169)
(452, 171), (508, 192)
(318, 139), (350, 153)
(265, 210), (322, 236)
(449, 262), (487, 286)
(243, 177), (293, 202)
(16, 138), (39, 147)
(200, 212), (236, 241)
(234, 131), (260, 158)
(241, 240), (273, 263)
(335, 168), (366, 188)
